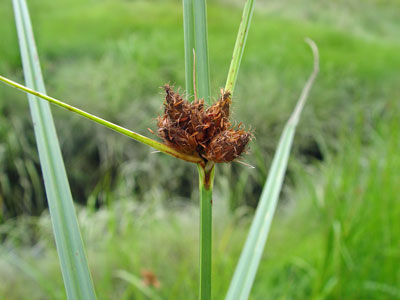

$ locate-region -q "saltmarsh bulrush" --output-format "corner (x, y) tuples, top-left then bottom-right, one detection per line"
(157, 85), (252, 163)
(0, 0), (319, 298)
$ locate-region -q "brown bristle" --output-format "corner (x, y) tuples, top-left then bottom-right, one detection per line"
(203, 129), (252, 163)
(156, 85), (251, 163)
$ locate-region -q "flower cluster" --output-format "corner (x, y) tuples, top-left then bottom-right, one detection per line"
(157, 85), (251, 163)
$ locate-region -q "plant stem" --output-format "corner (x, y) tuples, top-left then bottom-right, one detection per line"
(184, 1), (213, 298)
(182, 0), (195, 99)
(197, 163), (215, 300)
(225, 0), (255, 95)
(193, 0), (211, 105)
(0, 75), (203, 165)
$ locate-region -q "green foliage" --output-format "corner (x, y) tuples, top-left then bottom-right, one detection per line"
(193, 0), (211, 103)
(11, 0), (96, 298)
(226, 40), (318, 300)
(1, 109), (399, 298)
(182, 0), (195, 97)
(184, 1), (214, 298)
(0, 0), (399, 298)
(1, 0), (400, 217)
(225, 0), (254, 94)
(250, 103), (400, 299)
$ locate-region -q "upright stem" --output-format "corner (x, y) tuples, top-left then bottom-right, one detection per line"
(193, 0), (211, 105)
(182, 0), (195, 98)
(197, 163), (215, 300)
(183, 1), (213, 298)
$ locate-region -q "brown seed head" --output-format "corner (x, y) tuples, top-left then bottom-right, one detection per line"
(141, 269), (161, 289)
(157, 85), (252, 163)
(203, 128), (252, 163)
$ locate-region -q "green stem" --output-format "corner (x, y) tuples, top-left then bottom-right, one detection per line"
(193, 0), (211, 104)
(197, 163), (215, 300)
(0, 75), (203, 165)
(225, 0), (255, 95)
(185, 1), (213, 298)
(182, 0), (195, 99)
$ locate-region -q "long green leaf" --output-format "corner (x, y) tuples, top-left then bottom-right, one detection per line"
(225, 0), (255, 95)
(0, 76), (203, 165)
(12, 0), (97, 298)
(225, 39), (319, 300)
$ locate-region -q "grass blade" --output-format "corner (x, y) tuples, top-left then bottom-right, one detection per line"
(225, 0), (255, 95)
(0, 75), (203, 165)
(193, 0), (211, 104)
(225, 39), (319, 300)
(12, 0), (97, 298)
(182, 0), (195, 98)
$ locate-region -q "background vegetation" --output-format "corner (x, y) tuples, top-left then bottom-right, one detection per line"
(0, 0), (399, 299)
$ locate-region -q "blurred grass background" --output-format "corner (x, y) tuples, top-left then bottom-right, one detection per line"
(0, 0), (399, 299)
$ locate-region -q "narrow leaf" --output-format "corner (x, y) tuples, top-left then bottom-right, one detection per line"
(11, 0), (97, 298)
(225, 0), (255, 95)
(225, 39), (319, 300)
(0, 76), (203, 165)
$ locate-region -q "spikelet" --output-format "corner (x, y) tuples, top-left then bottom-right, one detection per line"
(157, 84), (252, 163)
(203, 128), (251, 162)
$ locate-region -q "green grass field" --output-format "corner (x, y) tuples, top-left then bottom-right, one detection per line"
(0, 0), (399, 299)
